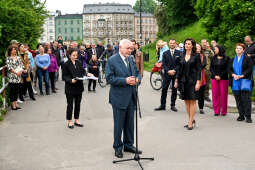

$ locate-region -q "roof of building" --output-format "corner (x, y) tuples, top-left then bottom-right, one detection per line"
(83, 3), (135, 14)
(55, 14), (82, 19)
(135, 13), (154, 17)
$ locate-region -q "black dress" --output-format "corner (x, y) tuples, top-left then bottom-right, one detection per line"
(177, 53), (201, 100)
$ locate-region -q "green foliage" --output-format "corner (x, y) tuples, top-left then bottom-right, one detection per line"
(133, 0), (157, 13)
(195, 0), (255, 45)
(0, 0), (48, 65)
(155, 0), (198, 35)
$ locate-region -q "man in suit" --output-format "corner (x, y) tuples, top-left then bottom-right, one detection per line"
(155, 39), (180, 112)
(106, 39), (142, 158)
(96, 41), (105, 59)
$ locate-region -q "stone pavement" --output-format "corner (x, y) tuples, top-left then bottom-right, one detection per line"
(0, 72), (255, 170)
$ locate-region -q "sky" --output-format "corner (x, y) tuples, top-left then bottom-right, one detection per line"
(45, 0), (137, 14)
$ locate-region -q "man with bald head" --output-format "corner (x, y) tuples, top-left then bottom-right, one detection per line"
(106, 39), (142, 158)
(244, 36), (255, 64)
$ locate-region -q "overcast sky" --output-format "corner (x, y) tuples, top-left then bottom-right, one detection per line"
(45, 0), (137, 14)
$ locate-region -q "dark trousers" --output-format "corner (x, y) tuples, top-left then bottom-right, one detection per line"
(22, 79), (34, 99)
(88, 80), (96, 90)
(160, 76), (177, 107)
(198, 85), (205, 109)
(49, 72), (56, 91)
(204, 69), (211, 98)
(66, 93), (82, 120)
(112, 100), (135, 150)
(9, 83), (19, 102)
(36, 68), (49, 93)
(19, 83), (24, 100)
(234, 91), (252, 119)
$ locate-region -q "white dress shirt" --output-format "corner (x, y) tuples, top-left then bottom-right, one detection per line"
(120, 53), (128, 67)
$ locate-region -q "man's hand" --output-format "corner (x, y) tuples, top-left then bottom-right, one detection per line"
(126, 76), (137, 86)
(233, 74), (240, 80)
(87, 73), (94, 77)
(168, 70), (176, 76)
(71, 79), (77, 83)
(93, 66), (97, 69)
(247, 54), (251, 57)
(195, 81), (200, 91)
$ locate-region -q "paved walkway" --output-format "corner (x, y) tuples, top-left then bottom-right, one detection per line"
(0, 72), (255, 170)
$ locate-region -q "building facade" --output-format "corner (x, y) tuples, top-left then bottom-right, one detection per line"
(55, 14), (83, 42)
(134, 13), (158, 45)
(83, 3), (135, 44)
(39, 12), (57, 43)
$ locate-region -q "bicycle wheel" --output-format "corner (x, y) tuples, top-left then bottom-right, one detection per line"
(150, 71), (163, 90)
(98, 65), (107, 88)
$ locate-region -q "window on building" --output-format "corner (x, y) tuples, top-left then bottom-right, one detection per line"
(71, 36), (74, 40)
(77, 28), (80, 32)
(50, 17), (53, 20)
(49, 29), (53, 33)
(71, 28), (73, 33)
(77, 20), (80, 24)
(58, 28), (61, 33)
(65, 28), (67, 33)
(77, 36), (80, 40)
(58, 21), (61, 25)
(65, 36), (68, 40)
(85, 16), (89, 20)
(65, 20), (67, 24)
(71, 20), (73, 24)
(50, 36), (54, 41)
(49, 22), (53, 26)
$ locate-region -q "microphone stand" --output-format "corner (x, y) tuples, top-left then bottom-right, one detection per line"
(113, 80), (154, 170)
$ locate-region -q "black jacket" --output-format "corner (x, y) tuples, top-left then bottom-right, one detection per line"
(85, 47), (93, 64)
(88, 60), (99, 77)
(210, 56), (229, 80)
(162, 49), (181, 78)
(244, 42), (255, 64)
(176, 53), (201, 85)
(229, 55), (253, 87)
(51, 47), (60, 65)
(96, 45), (105, 59)
(62, 60), (86, 95)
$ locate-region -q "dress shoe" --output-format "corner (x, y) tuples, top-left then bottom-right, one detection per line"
(237, 116), (245, 121)
(115, 149), (123, 158)
(204, 97), (211, 102)
(74, 122), (84, 127)
(214, 113), (220, 116)
(31, 97), (36, 101)
(187, 126), (193, 130)
(52, 90), (57, 93)
(246, 118), (252, 123)
(11, 107), (17, 110)
(40, 92), (44, 96)
(68, 124), (74, 129)
(46, 92), (50, 95)
(171, 106), (178, 112)
(154, 106), (165, 111)
(16, 107), (22, 110)
(200, 109), (205, 114)
(124, 146), (142, 154)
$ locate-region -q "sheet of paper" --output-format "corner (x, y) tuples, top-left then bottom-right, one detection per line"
(76, 76), (98, 80)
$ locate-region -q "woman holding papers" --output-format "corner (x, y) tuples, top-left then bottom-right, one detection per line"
(62, 48), (92, 129)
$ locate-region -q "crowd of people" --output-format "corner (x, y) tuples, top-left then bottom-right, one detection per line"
(155, 36), (255, 130)
(5, 37), (144, 128)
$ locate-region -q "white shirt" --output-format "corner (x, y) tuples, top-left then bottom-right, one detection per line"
(170, 49), (175, 56)
(120, 53), (128, 67)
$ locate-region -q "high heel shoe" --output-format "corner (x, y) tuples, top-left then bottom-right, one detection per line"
(184, 120), (196, 128)
(187, 126), (193, 130)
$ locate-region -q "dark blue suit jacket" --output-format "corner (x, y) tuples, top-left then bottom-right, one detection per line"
(106, 53), (141, 109)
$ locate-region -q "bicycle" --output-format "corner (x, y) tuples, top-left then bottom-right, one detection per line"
(150, 62), (163, 90)
(98, 59), (107, 88)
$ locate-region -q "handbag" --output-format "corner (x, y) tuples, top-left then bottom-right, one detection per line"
(240, 78), (252, 91)
(21, 72), (28, 79)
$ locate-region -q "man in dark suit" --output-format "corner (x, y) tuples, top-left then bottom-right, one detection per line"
(96, 41), (105, 59)
(106, 39), (142, 158)
(155, 39), (180, 112)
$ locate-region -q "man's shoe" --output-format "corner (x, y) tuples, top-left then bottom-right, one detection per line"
(154, 106), (166, 111)
(246, 118), (252, 123)
(171, 106), (178, 112)
(124, 146), (142, 154)
(200, 109), (205, 114)
(30, 97), (36, 101)
(237, 116), (245, 121)
(205, 97), (211, 102)
(115, 150), (123, 158)
(17, 99), (23, 104)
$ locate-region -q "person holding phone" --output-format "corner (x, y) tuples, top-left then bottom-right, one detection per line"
(62, 48), (93, 129)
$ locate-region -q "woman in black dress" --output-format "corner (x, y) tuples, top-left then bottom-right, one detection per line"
(62, 48), (92, 129)
(175, 38), (201, 130)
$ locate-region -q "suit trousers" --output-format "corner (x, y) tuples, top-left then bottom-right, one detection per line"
(49, 72), (56, 91)
(9, 83), (19, 102)
(160, 75), (177, 107)
(234, 91), (252, 119)
(197, 85), (205, 109)
(66, 93), (82, 120)
(211, 79), (228, 115)
(112, 99), (135, 150)
(88, 80), (96, 90)
(204, 69), (211, 98)
(22, 78), (34, 99)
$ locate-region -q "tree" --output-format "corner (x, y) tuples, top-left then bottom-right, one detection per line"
(195, 0), (255, 44)
(155, 0), (198, 35)
(0, 0), (47, 65)
(133, 0), (157, 13)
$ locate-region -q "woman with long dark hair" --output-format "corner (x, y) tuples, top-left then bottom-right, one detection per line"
(210, 45), (229, 116)
(175, 38), (201, 130)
